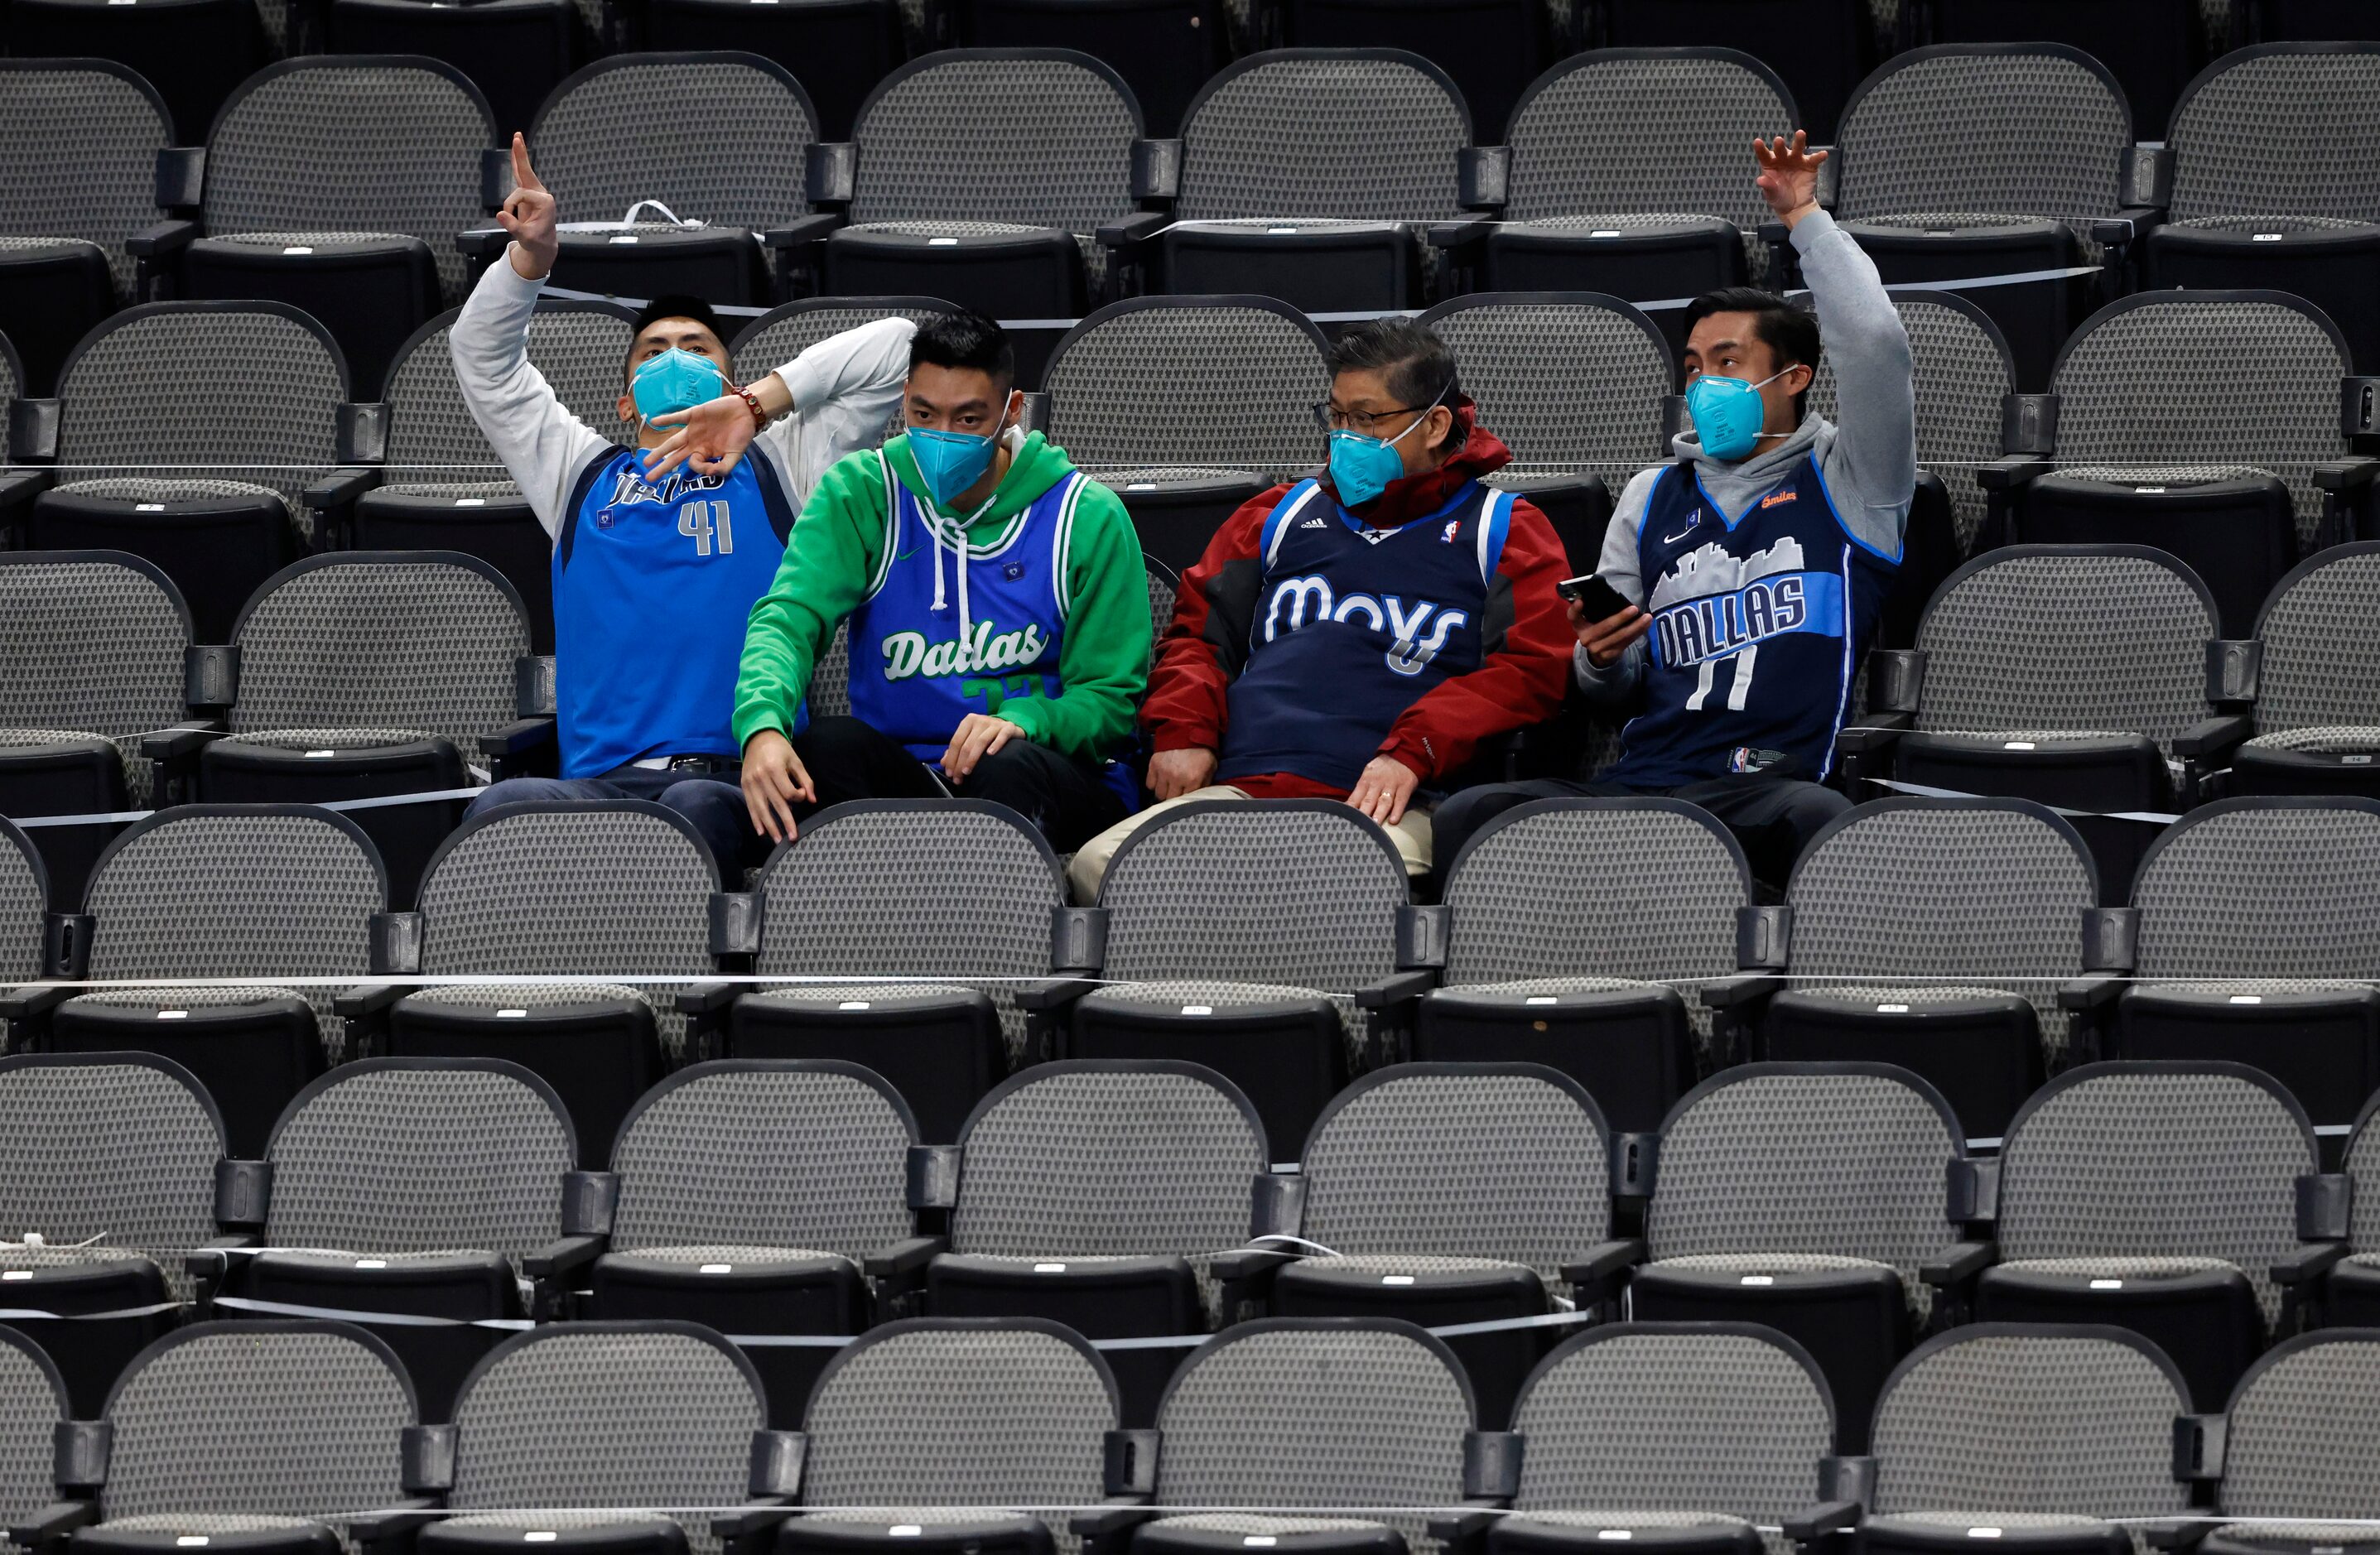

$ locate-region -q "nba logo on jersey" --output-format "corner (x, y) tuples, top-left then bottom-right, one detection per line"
(1441, 518), (1461, 544)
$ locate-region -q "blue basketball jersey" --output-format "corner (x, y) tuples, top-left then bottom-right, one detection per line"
(1221, 477), (1512, 791)
(1605, 455), (1896, 788)
(845, 452), (1082, 762)
(553, 444), (797, 778)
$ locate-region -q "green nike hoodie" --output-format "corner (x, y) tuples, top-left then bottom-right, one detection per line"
(733, 428), (1149, 762)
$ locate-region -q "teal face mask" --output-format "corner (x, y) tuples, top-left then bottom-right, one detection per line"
(1683, 366), (1791, 462)
(630, 347), (725, 426)
(1325, 383), (1450, 507)
(909, 425), (1003, 507)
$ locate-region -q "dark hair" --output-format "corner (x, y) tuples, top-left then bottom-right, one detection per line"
(1679, 286), (1821, 418)
(623, 295), (730, 385)
(1327, 317), (1461, 452)
(909, 310), (1015, 393)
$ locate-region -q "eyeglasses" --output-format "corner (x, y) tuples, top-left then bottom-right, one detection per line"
(1311, 400), (1430, 437)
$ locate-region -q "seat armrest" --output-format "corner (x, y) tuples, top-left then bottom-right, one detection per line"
(303, 465), (379, 514)
(0, 469), (52, 543)
(12, 1500), (99, 1553)
(1920, 1240), (1997, 1288)
(1074, 1501), (1155, 1555)
(2312, 457), (2378, 492)
(333, 981), (409, 1021)
(1835, 715), (1910, 758)
(124, 218), (200, 259)
(2272, 1240), (2349, 1287)
(1424, 216), (1496, 253)
(1782, 1500), (1864, 1543)
(2313, 455), (2380, 544)
(762, 213), (845, 249)
(862, 1235), (946, 1283)
(1096, 210), (1170, 251)
(1211, 1246), (1299, 1282)
(0, 983), (73, 1023)
(1425, 1501), (1506, 1555)
(2171, 713), (2253, 761)
(523, 1233), (605, 1282)
(349, 1499), (443, 1555)
(1351, 969), (1438, 1009)
(1974, 456), (2053, 493)
(2057, 973), (2127, 1012)
(456, 226), (510, 264)
(676, 981), (741, 1018)
(139, 721), (228, 763)
(479, 716), (556, 758)
(1011, 976), (1096, 1011)
(2138, 1524), (2207, 1553)
(711, 1503), (795, 1543)
(1699, 973), (1784, 1009)
(1559, 1238), (1645, 1306)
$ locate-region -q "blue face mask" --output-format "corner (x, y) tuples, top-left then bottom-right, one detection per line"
(908, 419), (1006, 508)
(630, 347), (726, 426)
(1684, 367), (1792, 462)
(1325, 386), (1449, 508)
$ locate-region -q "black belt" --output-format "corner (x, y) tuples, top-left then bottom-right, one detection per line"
(659, 754), (740, 775)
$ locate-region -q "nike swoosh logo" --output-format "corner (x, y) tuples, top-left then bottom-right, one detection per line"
(895, 546), (917, 560)
(1662, 525), (1697, 544)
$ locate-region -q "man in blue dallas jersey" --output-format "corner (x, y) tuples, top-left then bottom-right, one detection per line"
(449, 133), (913, 878)
(1433, 130), (1916, 889)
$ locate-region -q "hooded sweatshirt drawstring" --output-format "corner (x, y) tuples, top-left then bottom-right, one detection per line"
(924, 430), (1019, 650)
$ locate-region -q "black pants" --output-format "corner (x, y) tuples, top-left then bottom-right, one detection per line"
(792, 714), (1126, 854)
(1431, 775), (1852, 893)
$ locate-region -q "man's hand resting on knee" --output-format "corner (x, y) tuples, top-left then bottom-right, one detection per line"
(1347, 754), (1420, 826)
(1147, 747), (1218, 802)
(741, 729), (817, 844)
(942, 713), (1025, 783)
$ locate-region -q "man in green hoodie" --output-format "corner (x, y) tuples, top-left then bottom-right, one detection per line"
(725, 311), (1149, 849)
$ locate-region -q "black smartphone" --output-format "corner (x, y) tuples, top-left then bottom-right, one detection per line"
(1556, 573), (1634, 622)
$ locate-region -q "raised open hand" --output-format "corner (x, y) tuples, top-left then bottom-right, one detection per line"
(1753, 130), (1829, 226)
(493, 132), (559, 279)
(640, 393), (759, 479)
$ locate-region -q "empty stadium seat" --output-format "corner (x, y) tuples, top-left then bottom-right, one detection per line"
(17, 303), (374, 644)
(359, 799), (736, 1159)
(1838, 545), (2233, 898)
(0, 1053), (225, 1414)
(2194, 1330), (2380, 1552)
(6, 0), (267, 147)
(1416, 292), (1671, 569)
(1231, 1062), (1626, 1430)
(0, 551), (194, 908)
(912, 1059), (1265, 1425)
(503, 53), (820, 306)
(1415, 798), (1746, 1134)
(642, 0), (899, 139)
(330, 0), (580, 144)
(363, 295), (636, 650)
(205, 1058), (582, 1420)
(1055, 800), (1428, 1151)
(1108, 49), (1482, 315)
(405, 1322), (772, 1555)
(1038, 296), (1327, 572)
(1598, 0), (1874, 142)
(2145, 46), (2380, 373)
(42, 806), (392, 1155)
(2112, 797), (2380, 1129)
(1489, 1322), (1840, 1555)
(161, 58), (500, 400)
(578, 1059), (925, 1425)
(1926, 0), (2199, 156)
(0, 61), (174, 396)
(2329, 1097), (2380, 1323)
(804, 51), (1144, 332)
(184, 553), (547, 909)
(1849, 1324), (2193, 1555)
(1831, 45), (2137, 392)
(2221, 544), (2380, 797)
(961, 0), (1226, 136)
(21, 1322), (415, 1555)
(1968, 1061), (2335, 1408)
(1756, 798), (2107, 1135)
(1629, 1062), (1968, 1452)
(1102, 1317), (1479, 1555)
(0, 1331), (65, 1546)
(1458, 49), (1796, 320)
(779, 1317), (1118, 1555)
(720, 801), (1069, 1140)
(1983, 291), (2379, 638)
(1276, 0), (1547, 144)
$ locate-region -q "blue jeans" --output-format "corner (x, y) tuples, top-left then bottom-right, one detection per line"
(465, 763), (757, 882)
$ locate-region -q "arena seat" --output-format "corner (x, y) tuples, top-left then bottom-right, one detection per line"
(722, 799), (1069, 1140)
(0, 1330), (65, 1542)
(1241, 1062), (1625, 1431)
(17, 302), (373, 646)
(500, 52), (819, 306)
(1487, 1322), (1839, 1555)
(1968, 1061), (2333, 1409)
(4, 0), (268, 147)
(779, 1317), (1117, 1555)
(579, 1059), (924, 1425)
(0, 551), (194, 908)
(0, 1053), (224, 1416)
(2111, 797), (2380, 1130)
(1457, 49), (1796, 320)
(363, 295), (637, 651)
(0, 61), (173, 397)
(185, 553), (545, 909)
(2311, 1106), (2380, 1321)
(329, 0), (581, 147)
(22, 1322), (415, 1555)
(639, 0), (901, 140)
(913, 1059), (1265, 1426)
(1925, 0), (2201, 156)
(2195, 1331), (2380, 1553)
(1756, 797), (2106, 1135)
(1852, 1325), (2194, 1555)
(1597, 0), (1875, 142)
(959, 0), (1227, 136)
(1414, 797), (1749, 1133)
(1038, 296), (1327, 572)
(1628, 1062), (1968, 1452)
(2221, 544), (2380, 799)
(41, 805), (390, 1156)
(1275, 0), (1549, 144)
(199, 1058), (580, 1422)
(804, 51), (1145, 334)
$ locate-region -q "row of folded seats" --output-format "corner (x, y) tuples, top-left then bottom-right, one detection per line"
(0, 1043), (2376, 1456)
(0, 1312), (2371, 1555)
(8, 36), (2380, 401)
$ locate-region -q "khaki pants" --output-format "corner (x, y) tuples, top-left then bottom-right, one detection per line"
(1066, 784), (1433, 903)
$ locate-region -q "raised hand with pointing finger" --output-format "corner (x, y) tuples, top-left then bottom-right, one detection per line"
(492, 132), (559, 280)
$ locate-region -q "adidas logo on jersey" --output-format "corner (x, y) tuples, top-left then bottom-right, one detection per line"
(1299, 516), (1327, 529)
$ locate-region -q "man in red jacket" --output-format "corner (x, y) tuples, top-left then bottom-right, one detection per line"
(1065, 317), (1573, 901)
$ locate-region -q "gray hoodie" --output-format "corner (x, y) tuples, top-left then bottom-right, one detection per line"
(1577, 208), (1916, 702)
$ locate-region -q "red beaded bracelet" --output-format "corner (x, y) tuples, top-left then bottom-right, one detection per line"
(733, 383), (770, 429)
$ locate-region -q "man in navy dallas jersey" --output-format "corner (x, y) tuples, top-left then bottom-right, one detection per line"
(1433, 130), (1916, 888)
